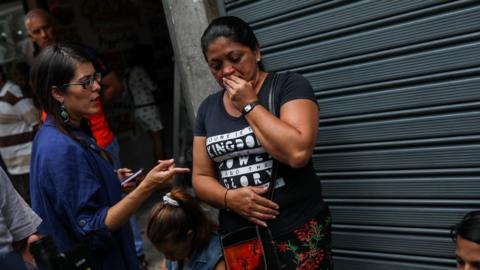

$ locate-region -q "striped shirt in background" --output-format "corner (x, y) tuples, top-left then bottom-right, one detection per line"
(0, 81), (39, 175)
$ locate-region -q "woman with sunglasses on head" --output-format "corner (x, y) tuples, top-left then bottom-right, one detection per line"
(29, 43), (190, 270)
(452, 211), (480, 270)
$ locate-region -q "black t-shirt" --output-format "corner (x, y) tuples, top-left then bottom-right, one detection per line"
(194, 72), (324, 237)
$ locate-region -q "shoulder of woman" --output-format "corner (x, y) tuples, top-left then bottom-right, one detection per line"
(277, 71), (308, 83)
(197, 232), (223, 267)
(199, 91), (223, 109)
(35, 126), (85, 154)
(210, 232), (223, 252)
(277, 71), (313, 91)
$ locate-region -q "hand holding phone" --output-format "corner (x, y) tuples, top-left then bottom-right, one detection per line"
(120, 169), (144, 186)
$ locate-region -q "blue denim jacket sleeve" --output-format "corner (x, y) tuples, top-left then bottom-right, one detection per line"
(44, 141), (118, 251)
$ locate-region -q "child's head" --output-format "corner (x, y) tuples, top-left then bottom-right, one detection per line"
(146, 188), (214, 261)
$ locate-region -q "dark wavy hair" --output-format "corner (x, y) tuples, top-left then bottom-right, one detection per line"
(30, 43), (93, 145)
(451, 211), (480, 244)
(146, 188), (216, 251)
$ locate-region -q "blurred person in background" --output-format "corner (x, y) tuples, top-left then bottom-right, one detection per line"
(11, 61), (35, 102)
(123, 47), (164, 161)
(11, 61), (41, 110)
(0, 166), (41, 270)
(0, 64), (39, 205)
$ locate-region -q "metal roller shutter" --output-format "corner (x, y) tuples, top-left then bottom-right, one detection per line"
(223, 0), (480, 269)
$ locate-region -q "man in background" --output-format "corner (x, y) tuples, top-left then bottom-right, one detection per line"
(0, 64), (39, 204)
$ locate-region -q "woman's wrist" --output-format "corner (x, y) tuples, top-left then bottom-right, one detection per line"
(135, 179), (156, 197)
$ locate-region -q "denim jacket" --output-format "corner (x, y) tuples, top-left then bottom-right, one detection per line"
(166, 232), (223, 270)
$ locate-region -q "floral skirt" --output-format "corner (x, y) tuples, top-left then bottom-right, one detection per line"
(275, 204), (333, 270)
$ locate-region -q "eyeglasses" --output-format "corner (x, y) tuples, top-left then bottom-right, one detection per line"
(62, 73), (101, 89)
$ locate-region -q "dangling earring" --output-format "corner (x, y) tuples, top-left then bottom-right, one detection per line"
(60, 104), (70, 123)
(257, 58), (261, 62)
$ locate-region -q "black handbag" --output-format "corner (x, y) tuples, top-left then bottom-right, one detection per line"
(221, 73), (285, 270)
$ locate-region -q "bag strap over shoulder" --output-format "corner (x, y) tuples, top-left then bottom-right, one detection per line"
(264, 73), (287, 270)
(268, 73), (279, 117)
(266, 73), (280, 201)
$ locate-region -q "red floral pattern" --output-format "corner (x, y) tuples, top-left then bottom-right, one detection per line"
(276, 216), (332, 270)
(277, 242), (289, 253)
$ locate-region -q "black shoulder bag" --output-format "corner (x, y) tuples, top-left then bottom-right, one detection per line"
(221, 73), (285, 270)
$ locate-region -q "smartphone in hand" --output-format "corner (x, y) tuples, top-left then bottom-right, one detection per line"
(120, 169), (144, 186)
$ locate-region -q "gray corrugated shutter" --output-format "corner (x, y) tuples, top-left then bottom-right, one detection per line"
(223, 0), (480, 269)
